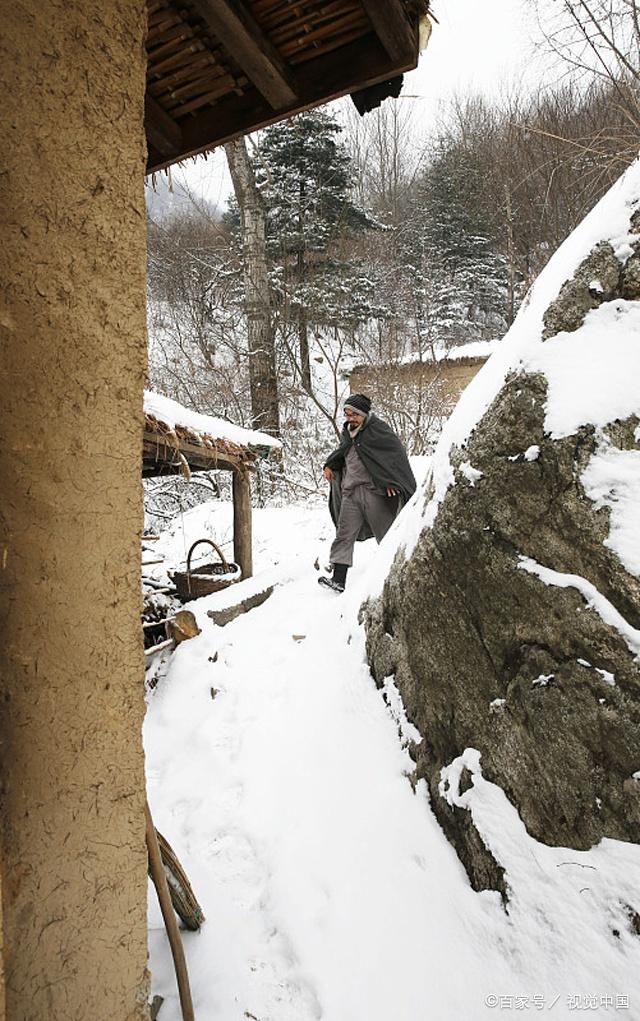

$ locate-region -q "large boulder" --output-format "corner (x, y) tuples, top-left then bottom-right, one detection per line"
(363, 163), (640, 897)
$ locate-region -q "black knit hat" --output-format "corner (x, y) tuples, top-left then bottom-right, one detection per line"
(344, 393), (371, 415)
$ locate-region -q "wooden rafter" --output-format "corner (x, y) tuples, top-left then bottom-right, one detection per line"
(148, 33), (417, 173)
(145, 94), (182, 157)
(362, 0), (416, 63)
(189, 0), (297, 110)
(144, 0), (424, 173)
(142, 431), (255, 476)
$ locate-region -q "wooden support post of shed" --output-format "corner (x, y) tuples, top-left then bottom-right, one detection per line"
(232, 468), (253, 579)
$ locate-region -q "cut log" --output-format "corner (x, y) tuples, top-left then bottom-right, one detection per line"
(142, 579), (175, 596)
(166, 610), (201, 644)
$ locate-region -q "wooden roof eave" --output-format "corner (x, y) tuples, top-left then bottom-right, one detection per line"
(145, 0), (420, 174)
(142, 425), (274, 477)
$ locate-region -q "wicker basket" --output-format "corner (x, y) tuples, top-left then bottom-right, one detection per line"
(170, 539), (240, 601)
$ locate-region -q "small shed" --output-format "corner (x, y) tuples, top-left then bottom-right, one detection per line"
(143, 390), (281, 579)
(349, 340), (500, 411)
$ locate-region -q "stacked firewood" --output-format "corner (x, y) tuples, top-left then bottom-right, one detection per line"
(142, 535), (200, 687)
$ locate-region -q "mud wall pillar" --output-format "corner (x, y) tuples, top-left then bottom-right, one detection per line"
(0, 3), (149, 1018)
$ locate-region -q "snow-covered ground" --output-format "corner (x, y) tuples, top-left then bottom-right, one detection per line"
(145, 162), (640, 1021)
(145, 497), (640, 1021)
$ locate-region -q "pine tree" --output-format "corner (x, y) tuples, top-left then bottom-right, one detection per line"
(256, 110), (381, 391)
(405, 139), (509, 350)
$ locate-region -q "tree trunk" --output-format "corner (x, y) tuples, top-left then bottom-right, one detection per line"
(297, 249), (312, 392)
(297, 180), (312, 393)
(225, 137), (280, 436)
(504, 182), (516, 327)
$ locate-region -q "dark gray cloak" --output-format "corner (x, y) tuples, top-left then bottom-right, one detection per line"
(323, 414), (417, 539)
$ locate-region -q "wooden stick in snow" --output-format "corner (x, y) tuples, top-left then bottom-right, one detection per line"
(144, 637), (175, 658)
(145, 800), (195, 1021)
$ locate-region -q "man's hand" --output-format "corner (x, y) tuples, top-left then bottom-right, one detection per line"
(324, 466), (334, 482)
(386, 487), (400, 497)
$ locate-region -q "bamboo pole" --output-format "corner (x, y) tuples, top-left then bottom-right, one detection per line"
(145, 801), (195, 1021)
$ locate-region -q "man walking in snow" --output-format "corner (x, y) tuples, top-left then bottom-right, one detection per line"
(319, 394), (417, 592)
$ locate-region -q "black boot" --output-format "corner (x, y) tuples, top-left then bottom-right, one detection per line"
(318, 562), (348, 593)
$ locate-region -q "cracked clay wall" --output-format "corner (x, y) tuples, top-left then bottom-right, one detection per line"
(0, 3), (149, 1019)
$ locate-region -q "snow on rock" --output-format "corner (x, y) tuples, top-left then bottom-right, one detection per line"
(381, 674), (423, 747)
(439, 747), (482, 807)
(362, 155), (640, 949)
(517, 555), (640, 658)
(612, 233), (639, 262)
(524, 300), (640, 437)
(459, 460), (483, 485)
(532, 673), (554, 687)
(374, 157), (640, 571)
(582, 442), (640, 577)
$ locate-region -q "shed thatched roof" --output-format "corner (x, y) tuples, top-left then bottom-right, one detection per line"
(143, 389), (281, 476)
(145, 0), (429, 173)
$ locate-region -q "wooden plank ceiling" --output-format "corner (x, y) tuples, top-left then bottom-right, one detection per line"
(145, 0), (424, 173)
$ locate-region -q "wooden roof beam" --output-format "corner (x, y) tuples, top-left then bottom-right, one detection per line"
(145, 27), (423, 174)
(148, 35), (417, 173)
(363, 0), (417, 64)
(189, 0), (297, 110)
(145, 94), (182, 158)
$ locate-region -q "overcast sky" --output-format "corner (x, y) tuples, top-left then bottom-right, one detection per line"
(408, 0), (543, 107)
(151, 0), (546, 212)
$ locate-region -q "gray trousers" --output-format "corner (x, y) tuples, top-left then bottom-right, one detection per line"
(330, 484), (396, 567)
